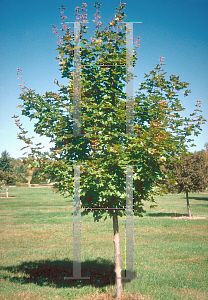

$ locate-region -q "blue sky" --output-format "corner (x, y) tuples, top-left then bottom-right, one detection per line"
(0, 0), (207, 159)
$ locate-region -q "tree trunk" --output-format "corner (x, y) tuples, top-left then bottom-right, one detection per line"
(6, 182), (8, 198)
(186, 190), (192, 218)
(113, 213), (122, 298)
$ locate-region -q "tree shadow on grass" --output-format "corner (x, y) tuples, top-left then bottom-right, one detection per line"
(1, 258), (138, 289)
(188, 196), (208, 201)
(145, 212), (188, 217)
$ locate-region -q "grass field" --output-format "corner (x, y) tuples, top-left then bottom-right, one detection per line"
(0, 186), (208, 299)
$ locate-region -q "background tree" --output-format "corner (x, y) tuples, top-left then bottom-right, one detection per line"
(13, 1), (206, 298)
(30, 166), (51, 185)
(200, 143), (208, 179)
(13, 158), (29, 184)
(0, 151), (13, 173)
(0, 151), (16, 197)
(166, 152), (208, 217)
(25, 156), (51, 185)
(204, 142), (208, 152)
(11, 157), (46, 186)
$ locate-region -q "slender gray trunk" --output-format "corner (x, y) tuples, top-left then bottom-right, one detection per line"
(186, 190), (192, 218)
(6, 183), (8, 198)
(113, 213), (122, 298)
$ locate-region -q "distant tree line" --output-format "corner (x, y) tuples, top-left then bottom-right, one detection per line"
(0, 146), (207, 206)
(0, 150), (51, 196)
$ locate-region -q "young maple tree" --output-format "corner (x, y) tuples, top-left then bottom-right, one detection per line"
(13, 1), (206, 298)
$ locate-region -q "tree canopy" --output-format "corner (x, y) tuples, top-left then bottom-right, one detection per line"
(13, 1), (206, 222)
(168, 152), (208, 194)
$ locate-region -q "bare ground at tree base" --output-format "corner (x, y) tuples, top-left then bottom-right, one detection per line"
(83, 289), (150, 300)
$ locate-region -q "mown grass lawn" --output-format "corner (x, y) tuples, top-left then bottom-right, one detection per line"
(0, 187), (207, 299)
